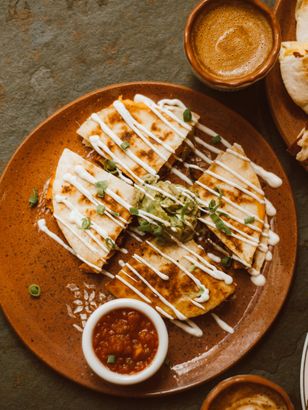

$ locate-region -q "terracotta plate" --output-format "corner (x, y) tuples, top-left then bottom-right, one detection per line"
(0, 82), (297, 397)
(265, 0), (307, 149)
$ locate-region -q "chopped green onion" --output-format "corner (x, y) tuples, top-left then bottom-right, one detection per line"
(29, 188), (38, 208)
(210, 213), (232, 235)
(111, 211), (119, 217)
(120, 141), (130, 151)
(28, 284), (41, 297)
(107, 354), (116, 364)
(153, 225), (163, 237)
(95, 180), (108, 198)
(212, 134), (222, 144)
(244, 216), (255, 224)
(96, 205), (105, 215)
(189, 264), (196, 272)
(105, 237), (116, 250)
(221, 256), (232, 268)
(103, 159), (118, 175)
(81, 217), (91, 230)
(183, 108), (192, 122)
(209, 199), (217, 211)
(129, 207), (139, 216)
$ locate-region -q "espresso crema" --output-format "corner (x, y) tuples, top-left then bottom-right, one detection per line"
(192, 0), (274, 80)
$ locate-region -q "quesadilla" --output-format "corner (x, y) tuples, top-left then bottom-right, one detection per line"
(51, 148), (137, 272)
(296, 0), (308, 42)
(77, 95), (199, 183)
(279, 42), (308, 114)
(106, 238), (235, 320)
(192, 143), (266, 267)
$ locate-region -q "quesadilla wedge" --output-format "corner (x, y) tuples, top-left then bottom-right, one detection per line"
(77, 95), (199, 183)
(192, 143), (266, 268)
(106, 238), (235, 320)
(51, 148), (137, 272)
(279, 42), (308, 114)
(296, 0), (308, 42)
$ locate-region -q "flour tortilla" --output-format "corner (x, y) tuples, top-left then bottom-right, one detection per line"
(279, 42), (308, 114)
(296, 0), (308, 42)
(77, 98), (199, 182)
(52, 149), (137, 271)
(193, 143), (266, 268)
(106, 239), (235, 320)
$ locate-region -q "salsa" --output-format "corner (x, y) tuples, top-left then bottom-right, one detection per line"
(93, 308), (159, 374)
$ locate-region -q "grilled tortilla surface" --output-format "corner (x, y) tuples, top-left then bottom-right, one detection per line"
(193, 143), (266, 267)
(52, 149), (137, 271)
(77, 97), (198, 182)
(106, 239), (235, 320)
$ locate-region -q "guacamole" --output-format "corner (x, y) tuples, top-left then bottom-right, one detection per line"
(136, 177), (200, 242)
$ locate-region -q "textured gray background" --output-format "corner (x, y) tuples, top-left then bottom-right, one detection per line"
(1, 0), (307, 409)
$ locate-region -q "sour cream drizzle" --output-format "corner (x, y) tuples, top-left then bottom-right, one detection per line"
(113, 100), (175, 155)
(133, 254), (169, 280)
(144, 239), (210, 303)
(53, 213), (100, 254)
(134, 94), (188, 139)
(207, 252), (221, 263)
(124, 262), (187, 320)
(211, 313), (234, 334)
(64, 171), (127, 227)
(37, 219), (101, 272)
(172, 319), (203, 337)
(113, 101), (169, 162)
(194, 126), (282, 188)
(91, 113), (157, 176)
(115, 274), (152, 303)
(89, 135), (145, 184)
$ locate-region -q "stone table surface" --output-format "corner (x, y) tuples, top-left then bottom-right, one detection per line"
(0, 0), (307, 409)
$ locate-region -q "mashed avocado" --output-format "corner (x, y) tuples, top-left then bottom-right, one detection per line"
(136, 176), (200, 242)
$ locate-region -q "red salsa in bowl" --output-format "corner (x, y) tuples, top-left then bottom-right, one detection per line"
(93, 308), (159, 375)
(82, 298), (168, 385)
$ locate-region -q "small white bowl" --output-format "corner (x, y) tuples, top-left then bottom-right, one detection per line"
(82, 298), (169, 385)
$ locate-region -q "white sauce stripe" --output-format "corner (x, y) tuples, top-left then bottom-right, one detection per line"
(91, 113), (157, 175)
(134, 94), (187, 139)
(124, 262), (187, 320)
(133, 254), (169, 280)
(116, 275), (152, 303)
(89, 135), (144, 184)
(172, 319), (203, 337)
(113, 100), (175, 155)
(113, 100), (169, 162)
(195, 124), (282, 188)
(211, 313), (234, 334)
(37, 219), (101, 272)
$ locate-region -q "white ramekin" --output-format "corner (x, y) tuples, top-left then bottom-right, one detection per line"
(82, 298), (169, 385)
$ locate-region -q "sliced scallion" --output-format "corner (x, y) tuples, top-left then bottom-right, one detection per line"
(183, 108), (192, 122)
(28, 284), (41, 297)
(29, 188), (39, 208)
